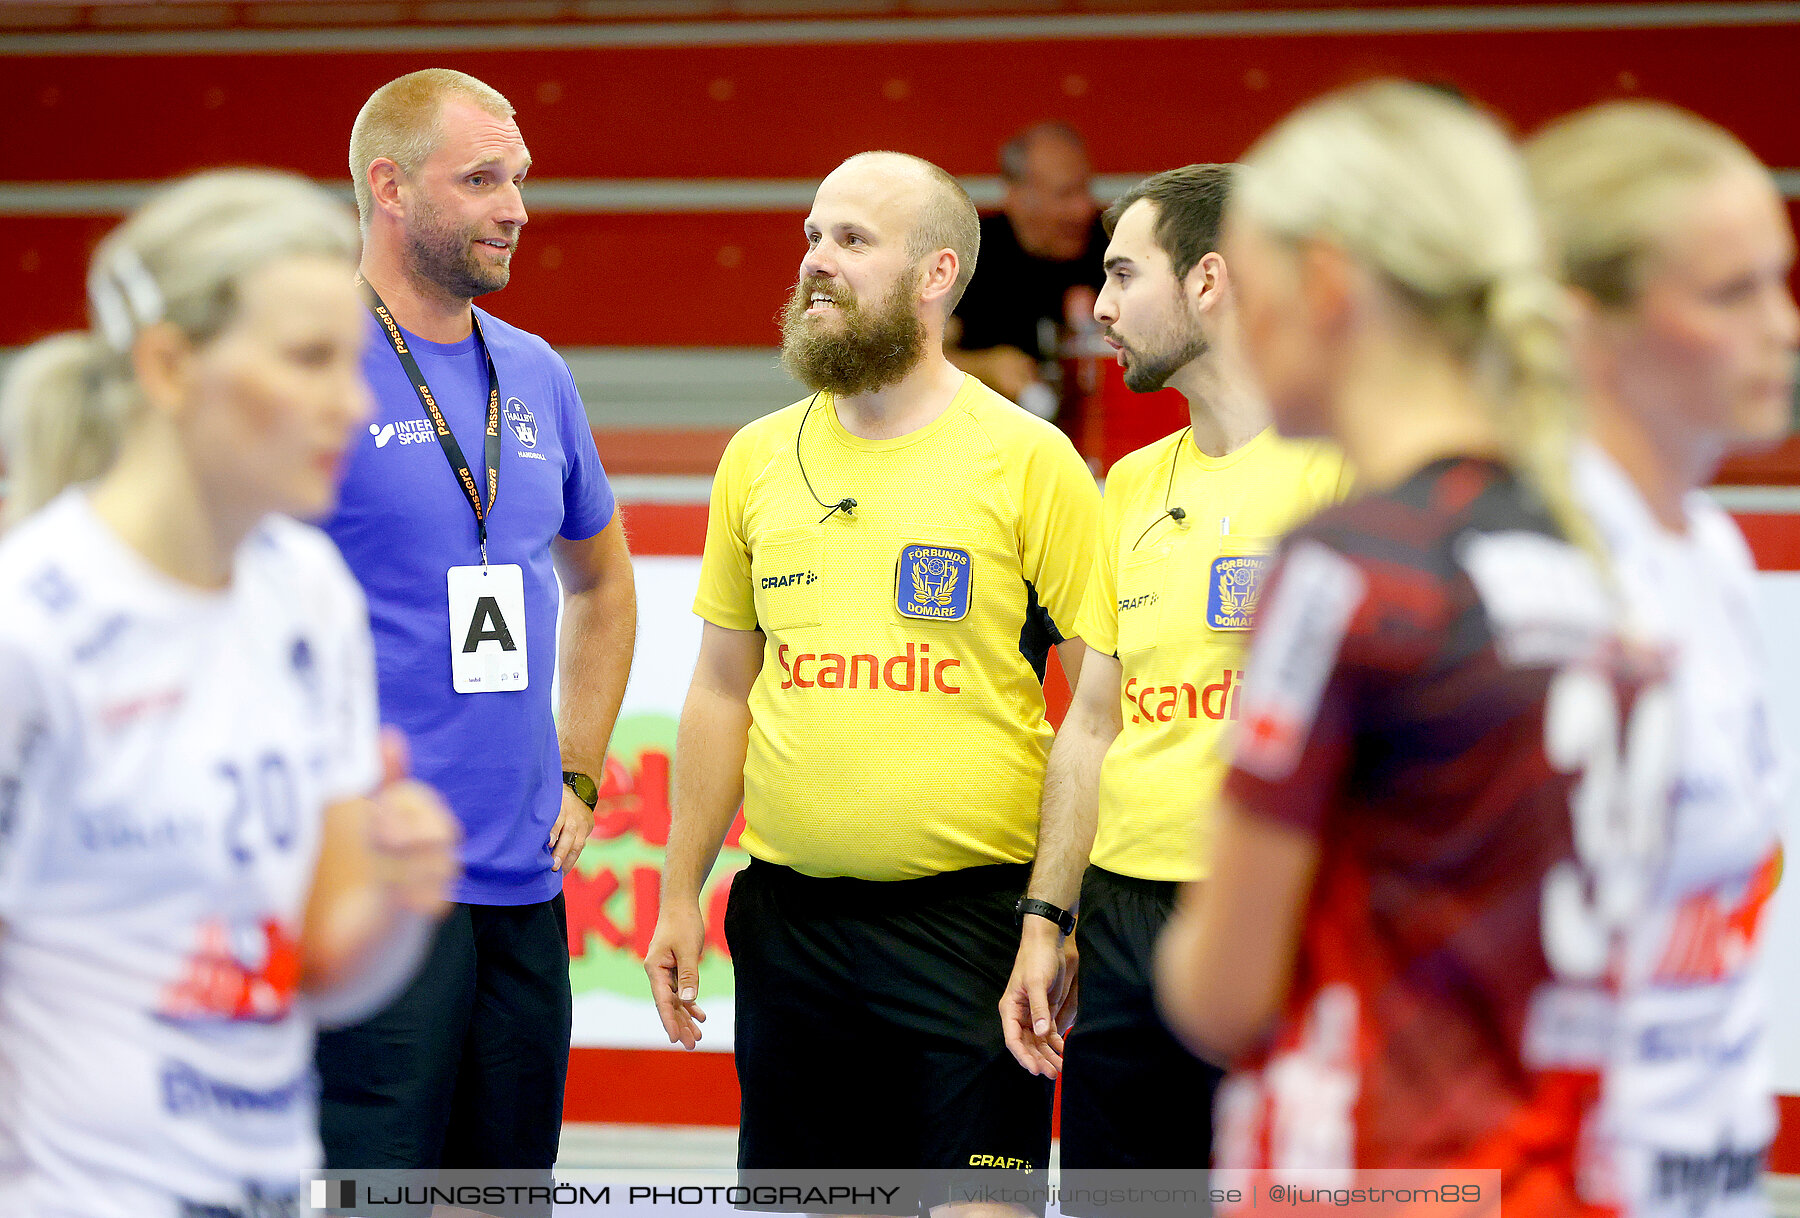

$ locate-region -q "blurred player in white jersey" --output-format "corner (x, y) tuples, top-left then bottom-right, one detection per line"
(1529, 104), (1799, 1218)
(0, 170), (460, 1218)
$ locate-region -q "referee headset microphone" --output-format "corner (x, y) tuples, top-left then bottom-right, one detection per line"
(795, 391), (859, 523)
(1129, 424), (1193, 550)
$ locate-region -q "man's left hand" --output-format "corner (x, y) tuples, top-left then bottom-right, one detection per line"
(548, 786), (595, 873)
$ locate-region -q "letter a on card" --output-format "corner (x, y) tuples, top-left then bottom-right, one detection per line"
(447, 563), (529, 693)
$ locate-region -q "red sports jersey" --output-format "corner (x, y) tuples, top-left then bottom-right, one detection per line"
(1217, 459), (1670, 1217)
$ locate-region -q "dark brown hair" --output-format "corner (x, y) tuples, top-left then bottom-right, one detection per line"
(1102, 164), (1235, 281)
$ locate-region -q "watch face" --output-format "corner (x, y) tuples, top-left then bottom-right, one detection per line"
(565, 771), (598, 808)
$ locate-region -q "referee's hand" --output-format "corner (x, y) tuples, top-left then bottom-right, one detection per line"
(1000, 921), (1078, 1077)
(645, 904), (708, 1049)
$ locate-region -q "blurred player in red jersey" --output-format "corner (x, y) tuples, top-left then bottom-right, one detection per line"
(1529, 103), (1798, 1218)
(1155, 81), (1672, 1215)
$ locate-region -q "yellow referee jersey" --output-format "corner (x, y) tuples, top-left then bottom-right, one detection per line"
(1075, 426), (1349, 882)
(695, 374), (1102, 881)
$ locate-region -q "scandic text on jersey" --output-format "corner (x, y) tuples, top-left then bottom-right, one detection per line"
(777, 642), (962, 693)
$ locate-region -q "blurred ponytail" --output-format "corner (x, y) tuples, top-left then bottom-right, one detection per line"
(1483, 269), (1596, 557)
(1238, 81), (1597, 555)
(0, 334), (137, 527)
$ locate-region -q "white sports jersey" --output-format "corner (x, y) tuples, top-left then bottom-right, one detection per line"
(1577, 448), (1784, 1218)
(0, 491), (380, 1218)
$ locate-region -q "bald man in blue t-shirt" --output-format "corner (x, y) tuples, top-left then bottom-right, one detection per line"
(316, 68), (636, 1180)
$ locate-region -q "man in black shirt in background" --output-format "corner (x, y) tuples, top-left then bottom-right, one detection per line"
(948, 121), (1107, 422)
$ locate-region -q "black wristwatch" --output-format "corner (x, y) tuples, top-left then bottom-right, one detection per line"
(1015, 897), (1076, 937)
(562, 770), (599, 811)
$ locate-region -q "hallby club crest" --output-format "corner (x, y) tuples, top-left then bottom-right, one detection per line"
(897, 544), (971, 621)
(1208, 553), (1269, 631)
(504, 396), (537, 448)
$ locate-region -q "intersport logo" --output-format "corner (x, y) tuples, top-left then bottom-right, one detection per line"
(369, 419), (437, 449)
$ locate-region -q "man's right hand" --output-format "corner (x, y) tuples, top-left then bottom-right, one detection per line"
(999, 918), (1077, 1077)
(644, 903), (708, 1049)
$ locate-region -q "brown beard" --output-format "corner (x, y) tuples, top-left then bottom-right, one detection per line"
(1120, 328), (1208, 393)
(779, 269), (926, 396)
(406, 191), (513, 300)
(1107, 291), (1210, 394)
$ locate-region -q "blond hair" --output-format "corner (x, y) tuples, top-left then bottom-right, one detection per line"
(1237, 80), (1587, 549)
(843, 151), (981, 311)
(349, 68), (514, 233)
(1525, 100), (1764, 308)
(0, 170), (358, 526)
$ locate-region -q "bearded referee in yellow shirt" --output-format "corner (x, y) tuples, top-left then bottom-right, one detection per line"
(645, 151), (1101, 1183)
(998, 165), (1349, 1191)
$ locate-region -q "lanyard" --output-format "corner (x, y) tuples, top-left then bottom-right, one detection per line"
(357, 277), (501, 566)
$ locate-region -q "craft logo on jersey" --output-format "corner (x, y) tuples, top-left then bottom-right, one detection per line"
(505, 396), (537, 448)
(897, 545), (971, 621)
(1208, 554), (1268, 631)
(762, 570), (817, 589)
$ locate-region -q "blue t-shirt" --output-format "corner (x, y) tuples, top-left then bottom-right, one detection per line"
(324, 307), (615, 905)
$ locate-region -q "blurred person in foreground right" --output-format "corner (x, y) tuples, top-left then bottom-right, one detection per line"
(1155, 81), (1670, 1214)
(1528, 101), (1798, 1218)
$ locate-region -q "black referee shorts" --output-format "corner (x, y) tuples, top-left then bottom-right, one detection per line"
(725, 858), (1054, 1179)
(1060, 866), (1223, 1188)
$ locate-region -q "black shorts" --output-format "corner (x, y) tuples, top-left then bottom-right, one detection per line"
(1061, 867), (1223, 1178)
(315, 895), (572, 1183)
(725, 858), (1054, 1180)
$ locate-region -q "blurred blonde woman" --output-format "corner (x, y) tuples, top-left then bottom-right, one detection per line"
(1529, 102), (1798, 1218)
(1156, 82), (1670, 1213)
(0, 170), (459, 1218)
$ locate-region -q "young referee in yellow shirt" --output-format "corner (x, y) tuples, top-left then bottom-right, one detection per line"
(645, 151), (1101, 1187)
(998, 165), (1350, 1192)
